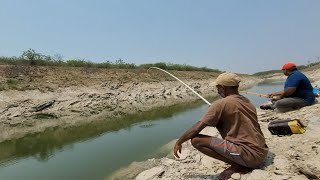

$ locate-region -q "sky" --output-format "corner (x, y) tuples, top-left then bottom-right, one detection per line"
(0, 0), (319, 74)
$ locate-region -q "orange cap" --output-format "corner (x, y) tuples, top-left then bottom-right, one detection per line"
(282, 62), (296, 70)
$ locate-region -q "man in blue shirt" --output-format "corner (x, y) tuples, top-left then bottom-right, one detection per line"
(260, 62), (315, 110)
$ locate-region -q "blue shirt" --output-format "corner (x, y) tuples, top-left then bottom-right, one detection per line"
(284, 70), (315, 104)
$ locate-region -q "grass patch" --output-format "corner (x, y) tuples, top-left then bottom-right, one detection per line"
(5, 79), (18, 90)
(6, 79), (18, 85)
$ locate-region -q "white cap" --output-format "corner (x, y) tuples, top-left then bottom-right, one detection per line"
(214, 72), (241, 86)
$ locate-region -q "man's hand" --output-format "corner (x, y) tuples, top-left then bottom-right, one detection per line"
(267, 93), (273, 98)
(174, 142), (182, 158)
(173, 121), (207, 158)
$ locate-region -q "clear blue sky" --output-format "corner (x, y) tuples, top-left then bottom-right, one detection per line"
(1, 0), (319, 74)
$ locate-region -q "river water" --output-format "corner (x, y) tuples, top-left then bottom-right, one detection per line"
(0, 81), (284, 180)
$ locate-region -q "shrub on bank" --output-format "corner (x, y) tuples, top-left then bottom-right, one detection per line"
(0, 49), (220, 73)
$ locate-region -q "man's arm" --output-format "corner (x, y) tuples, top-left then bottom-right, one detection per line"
(268, 88), (296, 99)
(268, 90), (284, 97)
(280, 87), (296, 98)
(174, 121), (207, 158)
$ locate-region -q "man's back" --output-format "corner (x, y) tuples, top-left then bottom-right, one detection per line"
(285, 70), (315, 104)
(200, 94), (268, 167)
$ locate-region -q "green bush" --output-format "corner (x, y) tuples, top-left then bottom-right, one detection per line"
(0, 49), (221, 72)
(138, 62), (220, 72)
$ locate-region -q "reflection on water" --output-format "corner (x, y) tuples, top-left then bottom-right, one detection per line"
(0, 96), (217, 180)
(258, 79), (284, 86)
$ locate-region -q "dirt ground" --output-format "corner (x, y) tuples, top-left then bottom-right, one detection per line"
(0, 65), (220, 91)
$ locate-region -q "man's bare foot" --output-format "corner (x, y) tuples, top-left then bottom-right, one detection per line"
(218, 165), (253, 180)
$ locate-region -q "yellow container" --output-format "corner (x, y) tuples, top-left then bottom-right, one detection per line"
(268, 119), (306, 135)
(288, 119), (305, 134)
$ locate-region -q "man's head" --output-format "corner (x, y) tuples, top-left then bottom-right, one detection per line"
(281, 62), (297, 76)
(214, 72), (241, 97)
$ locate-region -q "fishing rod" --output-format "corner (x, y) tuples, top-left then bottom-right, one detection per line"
(149, 67), (212, 105)
(239, 90), (269, 98)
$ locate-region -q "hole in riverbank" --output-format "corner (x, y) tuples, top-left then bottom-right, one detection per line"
(32, 113), (58, 119)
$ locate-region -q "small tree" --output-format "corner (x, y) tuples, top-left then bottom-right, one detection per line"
(21, 48), (41, 65)
(53, 53), (63, 61)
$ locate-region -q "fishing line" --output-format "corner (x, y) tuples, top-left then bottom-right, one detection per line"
(239, 90), (269, 98)
(148, 67), (211, 105)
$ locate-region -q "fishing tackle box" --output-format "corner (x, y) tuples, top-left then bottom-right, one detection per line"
(268, 119), (305, 135)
